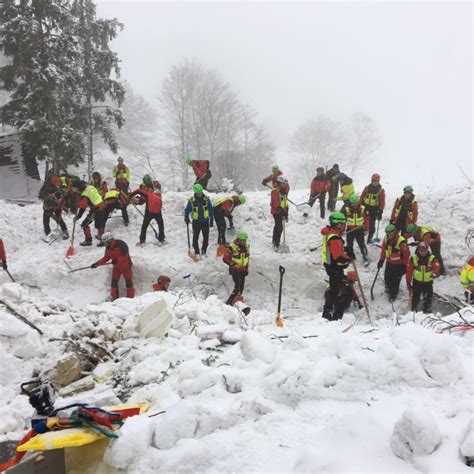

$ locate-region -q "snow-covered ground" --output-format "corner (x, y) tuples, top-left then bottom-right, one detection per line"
(0, 184), (473, 473)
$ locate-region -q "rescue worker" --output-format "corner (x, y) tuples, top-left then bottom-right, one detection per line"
(405, 223), (446, 275)
(184, 183), (214, 258)
(112, 157), (131, 193)
(153, 275), (171, 292)
(223, 231), (250, 305)
(42, 195), (69, 240)
(262, 165), (290, 194)
(213, 194), (246, 247)
(377, 224), (410, 302)
(185, 156), (212, 190)
(91, 232), (134, 301)
(271, 176), (289, 252)
(343, 194), (369, 265)
(91, 172), (108, 198)
(335, 173), (355, 209)
(406, 241), (440, 314)
(460, 257), (474, 304)
(326, 164), (340, 212)
(321, 212), (352, 320)
(303, 167), (331, 219)
(75, 181), (106, 246)
(390, 185), (418, 234)
(140, 174), (162, 194)
(341, 271), (363, 311)
(360, 173), (385, 243)
(103, 188), (129, 228)
(58, 174), (80, 214)
(129, 186), (165, 246)
(38, 174), (61, 200)
(0, 238), (8, 272)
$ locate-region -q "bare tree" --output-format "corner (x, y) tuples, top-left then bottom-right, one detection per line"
(289, 116), (347, 181)
(345, 112), (382, 176)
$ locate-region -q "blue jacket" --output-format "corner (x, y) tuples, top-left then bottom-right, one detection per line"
(184, 194), (214, 224)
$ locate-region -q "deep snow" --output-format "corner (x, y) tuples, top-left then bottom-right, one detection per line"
(0, 184), (473, 473)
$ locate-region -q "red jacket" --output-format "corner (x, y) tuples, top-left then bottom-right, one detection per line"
(271, 187), (288, 217)
(214, 196), (240, 216)
(263, 171), (290, 194)
(191, 160), (209, 178)
(310, 176), (331, 196)
(360, 183), (385, 211)
(406, 253), (440, 283)
(129, 188), (162, 214)
(343, 204), (369, 231)
(95, 239), (132, 272)
(390, 195), (418, 227)
(379, 234), (410, 266)
(321, 226), (350, 267)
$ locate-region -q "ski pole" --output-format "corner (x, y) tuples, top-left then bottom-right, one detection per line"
(275, 265), (285, 328)
(370, 267), (381, 301)
(264, 183), (299, 208)
(4, 268), (15, 283)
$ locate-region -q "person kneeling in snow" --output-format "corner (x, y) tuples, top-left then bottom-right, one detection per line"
(223, 231), (250, 305)
(460, 256), (474, 304)
(91, 233), (135, 301)
(406, 241), (440, 314)
(153, 275), (171, 292)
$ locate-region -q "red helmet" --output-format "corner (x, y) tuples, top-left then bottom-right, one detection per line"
(50, 176), (60, 186)
(468, 256), (474, 266)
(371, 173), (380, 181)
(157, 275), (171, 285)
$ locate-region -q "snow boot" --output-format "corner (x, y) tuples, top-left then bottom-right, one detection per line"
(273, 243), (279, 252)
(136, 242), (145, 247)
(62, 231), (69, 240)
(80, 239), (93, 247)
(97, 241), (106, 247)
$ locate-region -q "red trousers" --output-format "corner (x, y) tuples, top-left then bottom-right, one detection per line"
(111, 265), (135, 300)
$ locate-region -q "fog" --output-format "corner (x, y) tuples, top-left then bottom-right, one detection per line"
(98, 1), (472, 191)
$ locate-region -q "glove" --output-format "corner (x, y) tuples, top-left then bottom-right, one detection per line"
(261, 179), (267, 186)
(184, 217), (190, 225)
(406, 281), (412, 290)
(210, 221), (214, 228)
(376, 210), (383, 220)
(377, 260), (384, 269)
(90, 263), (98, 269)
(1, 260), (7, 270)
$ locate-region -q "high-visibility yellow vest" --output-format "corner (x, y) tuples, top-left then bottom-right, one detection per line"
(420, 226), (437, 239)
(385, 235), (406, 260)
(394, 198), (417, 220)
(337, 183), (355, 201)
(346, 205), (365, 227)
(113, 165), (130, 182)
(91, 179), (106, 194)
(272, 188), (288, 209)
(412, 254), (436, 282)
(460, 262), (474, 291)
(214, 196), (235, 212)
(322, 232), (345, 266)
(104, 190), (120, 201)
(189, 196), (209, 220)
(363, 190), (381, 207)
(81, 185), (103, 206)
(229, 242), (250, 267)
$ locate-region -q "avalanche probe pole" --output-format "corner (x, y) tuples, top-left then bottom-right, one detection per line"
(275, 265), (285, 328)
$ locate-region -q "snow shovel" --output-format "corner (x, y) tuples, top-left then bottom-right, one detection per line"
(65, 210), (78, 258)
(186, 223), (198, 262)
(372, 220), (381, 244)
(279, 220), (290, 253)
(216, 244), (227, 257)
(275, 265), (285, 328)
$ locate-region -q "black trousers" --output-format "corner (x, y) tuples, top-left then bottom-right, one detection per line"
(226, 270), (247, 305)
(327, 188), (338, 212)
(346, 228), (368, 260)
(196, 171), (211, 190)
(411, 280), (433, 313)
(308, 193), (326, 218)
(322, 264), (348, 320)
(429, 241), (445, 275)
(365, 206), (378, 242)
(192, 220), (209, 254)
(43, 209), (67, 235)
(384, 263), (406, 301)
(214, 210), (228, 244)
(273, 215), (284, 246)
(140, 210), (165, 243)
(105, 202), (129, 225)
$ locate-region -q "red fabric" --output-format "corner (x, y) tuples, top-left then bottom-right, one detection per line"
(263, 170), (282, 186)
(222, 240), (249, 270)
(130, 189), (162, 213)
(406, 255), (440, 282)
(216, 197), (239, 215)
(50, 175), (60, 187)
(95, 239), (132, 272)
(379, 235), (410, 265)
(78, 195), (104, 210)
(111, 266), (134, 300)
(415, 228), (441, 244)
(344, 204), (369, 231)
(191, 160), (209, 178)
(0, 239), (6, 262)
(321, 226), (350, 264)
(310, 177), (331, 195)
(270, 188), (288, 216)
(0, 429), (35, 472)
(390, 196), (418, 225)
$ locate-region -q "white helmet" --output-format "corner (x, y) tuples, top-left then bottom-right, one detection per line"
(277, 175), (287, 183)
(101, 232), (113, 243)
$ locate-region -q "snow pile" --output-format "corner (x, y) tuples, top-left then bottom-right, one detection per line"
(0, 184), (473, 472)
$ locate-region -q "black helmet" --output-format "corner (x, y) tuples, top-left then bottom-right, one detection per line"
(76, 180), (87, 191)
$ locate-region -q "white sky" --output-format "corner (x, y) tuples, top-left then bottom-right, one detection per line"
(97, 1), (472, 190)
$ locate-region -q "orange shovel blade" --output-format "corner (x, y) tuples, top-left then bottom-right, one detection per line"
(275, 313), (284, 328)
(216, 244), (226, 257)
(65, 245), (74, 258)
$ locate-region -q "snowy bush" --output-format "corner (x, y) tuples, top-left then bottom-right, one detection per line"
(240, 331), (275, 363)
(419, 340), (464, 384)
(390, 408), (442, 460)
